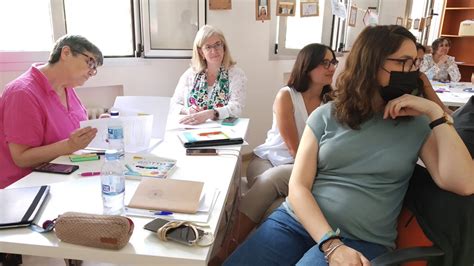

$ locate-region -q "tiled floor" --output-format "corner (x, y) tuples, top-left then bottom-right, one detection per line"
(7, 154), (253, 266)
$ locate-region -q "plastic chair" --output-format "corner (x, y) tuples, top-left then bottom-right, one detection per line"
(371, 208), (444, 266)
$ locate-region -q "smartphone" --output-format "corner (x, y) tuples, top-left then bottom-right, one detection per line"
(186, 148), (218, 156)
(33, 163), (79, 175)
(222, 117), (239, 126)
(144, 218), (204, 245)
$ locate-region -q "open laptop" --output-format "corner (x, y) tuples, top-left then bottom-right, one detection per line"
(114, 96), (171, 141)
(0, 185), (50, 229)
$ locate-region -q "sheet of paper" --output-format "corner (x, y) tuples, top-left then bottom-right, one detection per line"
(331, 0), (347, 19)
(80, 115), (154, 153)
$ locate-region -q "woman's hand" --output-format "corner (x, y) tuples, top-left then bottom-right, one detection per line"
(67, 127), (98, 152)
(179, 110), (214, 125)
(383, 94), (444, 121)
(437, 54), (449, 66)
(328, 245), (370, 266)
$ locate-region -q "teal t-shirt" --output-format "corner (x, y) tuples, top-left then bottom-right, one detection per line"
(305, 102), (430, 248)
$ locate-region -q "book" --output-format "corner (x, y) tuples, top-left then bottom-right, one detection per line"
(127, 178), (204, 214)
(178, 129), (244, 148)
(0, 185), (50, 229)
(124, 154), (177, 180)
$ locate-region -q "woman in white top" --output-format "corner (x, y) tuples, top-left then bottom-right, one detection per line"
(171, 25), (247, 125)
(212, 43), (338, 263)
(420, 37), (461, 82)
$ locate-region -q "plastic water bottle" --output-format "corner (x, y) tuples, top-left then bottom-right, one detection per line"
(107, 110), (125, 159)
(101, 150), (125, 215)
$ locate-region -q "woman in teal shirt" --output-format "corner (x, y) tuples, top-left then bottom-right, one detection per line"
(225, 25), (474, 265)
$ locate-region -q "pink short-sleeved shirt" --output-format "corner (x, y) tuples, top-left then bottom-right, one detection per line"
(0, 64), (87, 188)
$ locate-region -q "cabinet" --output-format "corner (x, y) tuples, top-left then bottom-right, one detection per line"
(439, 0), (474, 82)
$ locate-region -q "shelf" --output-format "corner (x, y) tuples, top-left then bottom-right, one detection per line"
(458, 63), (474, 66)
(445, 7), (474, 10)
(441, 34), (474, 37)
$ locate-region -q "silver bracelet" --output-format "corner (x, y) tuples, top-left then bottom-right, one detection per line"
(324, 242), (345, 262)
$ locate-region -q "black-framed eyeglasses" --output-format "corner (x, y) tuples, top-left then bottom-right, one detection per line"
(320, 59), (339, 69)
(386, 57), (422, 72)
(78, 52), (98, 75)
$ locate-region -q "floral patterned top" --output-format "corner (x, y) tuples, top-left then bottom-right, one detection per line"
(171, 66), (247, 119)
(420, 54), (461, 82)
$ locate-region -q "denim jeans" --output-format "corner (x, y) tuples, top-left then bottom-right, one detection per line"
(224, 207), (389, 266)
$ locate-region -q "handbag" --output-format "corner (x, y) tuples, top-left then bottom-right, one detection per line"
(54, 212), (134, 250)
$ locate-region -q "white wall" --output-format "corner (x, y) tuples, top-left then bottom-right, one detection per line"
(0, 1), (294, 154)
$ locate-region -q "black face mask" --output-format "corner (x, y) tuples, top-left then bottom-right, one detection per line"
(379, 70), (422, 102)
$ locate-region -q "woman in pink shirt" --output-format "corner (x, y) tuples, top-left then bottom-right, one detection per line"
(0, 35), (102, 188)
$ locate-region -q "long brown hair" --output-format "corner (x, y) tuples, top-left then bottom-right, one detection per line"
(287, 43), (335, 103)
(334, 25), (416, 129)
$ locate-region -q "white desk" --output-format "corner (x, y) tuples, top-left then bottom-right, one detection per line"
(0, 119), (249, 265)
(433, 82), (473, 107)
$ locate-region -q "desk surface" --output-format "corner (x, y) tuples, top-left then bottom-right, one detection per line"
(433, 82), (473, 107)
(0, 118), (249, 265)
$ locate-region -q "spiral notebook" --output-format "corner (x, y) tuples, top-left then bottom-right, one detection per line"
(0, 185), (50, 229)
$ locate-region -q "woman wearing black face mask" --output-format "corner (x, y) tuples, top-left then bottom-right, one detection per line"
(224, 25), (473, 266)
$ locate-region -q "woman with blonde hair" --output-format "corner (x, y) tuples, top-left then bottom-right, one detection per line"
(171, 25), (247, 125)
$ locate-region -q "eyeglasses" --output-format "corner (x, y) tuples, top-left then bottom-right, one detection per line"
(386, 57), (422, 72)
(78, 52), (98, 76)
(320, 59), (339, 69)
(202, 41), (224, 53)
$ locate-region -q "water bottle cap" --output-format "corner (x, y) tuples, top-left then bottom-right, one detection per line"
(105, 150), (120, 160)
(110, 110), (119, 117)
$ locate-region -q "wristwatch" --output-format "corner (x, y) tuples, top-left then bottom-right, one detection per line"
(429, 112), (453, 129)
(213, 109), (219, 120)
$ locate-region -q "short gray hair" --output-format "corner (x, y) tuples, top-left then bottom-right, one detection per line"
(48, 35), (103, 65)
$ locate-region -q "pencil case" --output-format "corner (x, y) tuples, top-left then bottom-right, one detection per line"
(54, 212), (134, 250)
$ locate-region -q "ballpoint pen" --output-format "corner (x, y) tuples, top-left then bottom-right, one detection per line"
(80, 171), (101, 177)
(124, 207), (173, 217)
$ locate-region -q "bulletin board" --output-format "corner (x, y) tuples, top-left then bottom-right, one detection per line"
(209, 0), (232, 10)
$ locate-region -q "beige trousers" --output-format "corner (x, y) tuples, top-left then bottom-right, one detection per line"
(240, 156), (293, 222)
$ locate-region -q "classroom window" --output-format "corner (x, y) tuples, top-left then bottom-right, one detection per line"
(275, 0), (332, 56)
(0, 0), (54, 52)
(141, 0), (206, 58)
(0, 0), (206, 63)
(64, 0), (134, 57)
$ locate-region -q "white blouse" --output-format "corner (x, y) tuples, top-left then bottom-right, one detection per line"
(254, 87), (309, 166)
(170, 66), (247, 119)
(420, 54), (461, 82)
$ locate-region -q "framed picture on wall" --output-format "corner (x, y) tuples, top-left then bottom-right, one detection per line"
(419, 18), (426, 31)
(300, 1), (319, 17)
(276, 0), (296, 16)
(348, 5), (357, 27)
(413, 18), (420, 30)
(256, 0), (271, 20)
(406, 18), (413, 29)
(425, 16), (432, 27)
(396, 17), (403, 26)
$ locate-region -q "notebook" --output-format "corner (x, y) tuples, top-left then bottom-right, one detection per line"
(0, 185), (50, 229)
(128, 179), (204, 214)
(178, 129), (244, 148)
(124, 154), (177, 180)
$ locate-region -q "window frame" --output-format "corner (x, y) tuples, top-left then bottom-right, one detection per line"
(139, 0), (206, 58)
(273, 0), (334, 58)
